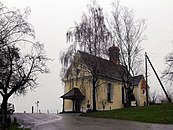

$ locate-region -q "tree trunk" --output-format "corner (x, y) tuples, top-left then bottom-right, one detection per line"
(92, 77), (97, 111)
(1, 96), (9, 129)
(125, 88), (130, 107)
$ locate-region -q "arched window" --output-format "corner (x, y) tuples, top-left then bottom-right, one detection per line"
(142, 89), (145, 95)
(107, 83), (113, 102)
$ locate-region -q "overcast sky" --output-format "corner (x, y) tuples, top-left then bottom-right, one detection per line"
(1, 0), (173, 113)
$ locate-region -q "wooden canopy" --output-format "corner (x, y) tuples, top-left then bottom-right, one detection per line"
(61, 87), (85, 100)
(61, 88), (85, 112)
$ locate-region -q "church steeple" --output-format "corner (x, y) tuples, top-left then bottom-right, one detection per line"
(108, 44), (120, 64)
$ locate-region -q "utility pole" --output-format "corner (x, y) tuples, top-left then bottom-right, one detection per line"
(145, 52), (149, 105)
(145, 53), (171, 103)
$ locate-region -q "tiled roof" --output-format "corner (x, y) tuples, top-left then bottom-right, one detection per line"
(130, 75), (144, 86)
(78, 51), (129, 81)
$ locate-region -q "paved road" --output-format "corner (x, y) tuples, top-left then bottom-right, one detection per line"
(12, 113), (173, 130)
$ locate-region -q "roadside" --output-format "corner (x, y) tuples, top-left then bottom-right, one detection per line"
(9, 122), (30, 130)
(9, 112), (173, 130)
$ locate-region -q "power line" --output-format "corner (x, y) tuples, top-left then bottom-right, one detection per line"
(148, 31), (173, 54)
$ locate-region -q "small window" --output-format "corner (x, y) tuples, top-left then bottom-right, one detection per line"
(142, 89), (145, 95)
(107, 83), (113, 103)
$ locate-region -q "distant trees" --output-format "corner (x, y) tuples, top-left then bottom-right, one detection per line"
(162, 52), (173, 85)
(0, 3), (49, 128)
(149, 90), (159, 105)
(162, 51), (173, 103)
(110, 1), (146, 106)
(150, 88), (173, 104)
(159, 87), (173, 103)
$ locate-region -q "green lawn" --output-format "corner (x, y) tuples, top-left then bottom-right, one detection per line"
(83, 103), (173, 124)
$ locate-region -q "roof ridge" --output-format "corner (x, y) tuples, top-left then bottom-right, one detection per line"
(78, 50), (111, 63)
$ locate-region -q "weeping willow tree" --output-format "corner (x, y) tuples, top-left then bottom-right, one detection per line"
(60, 1), (113, 111)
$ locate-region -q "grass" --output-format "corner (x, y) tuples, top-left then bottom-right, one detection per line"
(83, 103), (173, 124)
(8, 123), (31, 130)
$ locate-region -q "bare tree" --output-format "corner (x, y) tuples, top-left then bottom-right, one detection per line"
(161, 51), (173, 102)
(61, 2), (112, 111)
(0, 43), (49, 128)
(0, 2), (34, 48)
(162, 52), (173, 85)
(0, 3), (49, 128)
(149, 90), (159, 105)
(110, 1), (146, 107)
(159, 87), (173, 103)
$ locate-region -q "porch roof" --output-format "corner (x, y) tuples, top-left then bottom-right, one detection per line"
(61, 88), (85, 100)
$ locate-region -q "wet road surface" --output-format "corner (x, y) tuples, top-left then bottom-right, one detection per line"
(12, 113), (173, 130)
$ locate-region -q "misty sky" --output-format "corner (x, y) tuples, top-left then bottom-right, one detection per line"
(1, 0), (173, 113)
